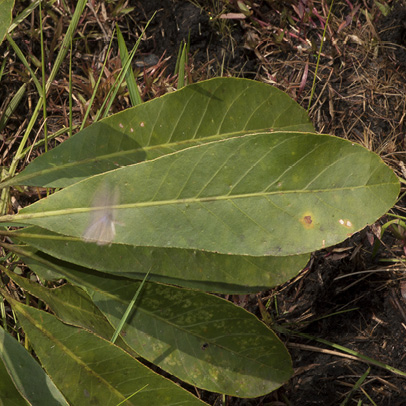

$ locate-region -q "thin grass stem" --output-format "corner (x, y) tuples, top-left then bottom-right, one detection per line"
(96, 13), (156, 121)
(80, 33), (116, 130)
(110, 270), (151, 344)
(277, 325), (406, 377)
(117, 24), (142, 106)
(39, 1), (48, 152)
(339, 367), (370, 406)
(307, 0), (334, 113)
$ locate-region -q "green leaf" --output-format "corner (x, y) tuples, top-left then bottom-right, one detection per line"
(0, 348), (30, 406)
(0, 83), (26, 133)
(11, 245), (67, 282)
(116, 24), (142, 106)
(10, 132), (399, 256)
(87, 279), (293, 397)
(10, 298), (208, 406)
(3, 268), (132, 353)
(14, 226), (309, 293)
(4, 265), (293, 397)
(0, 327), (68, 406)
(2, 78), (314, 188)
(0, 0), (14, 45)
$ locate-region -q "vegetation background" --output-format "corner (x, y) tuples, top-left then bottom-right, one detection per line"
(1, 0), (406, 404)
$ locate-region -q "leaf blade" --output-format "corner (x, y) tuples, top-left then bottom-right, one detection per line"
(14, 226), (309, 293)
(5, 266), (293, 398)
(10, 298), (208, 406)
(0, 327), (69, 406)
(3, 78), (314, 188)
(87, 279), (293, 397)
(12, 132), (399, 256)
(0, 0), (14, 45)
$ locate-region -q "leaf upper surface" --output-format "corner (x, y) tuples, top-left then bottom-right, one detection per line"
(12, 300), (208, 406)
(4, 78), (313, 188)
(13, 132), (399, 256)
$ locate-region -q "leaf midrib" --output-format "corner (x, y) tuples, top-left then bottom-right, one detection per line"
(9, 182), (394, 222)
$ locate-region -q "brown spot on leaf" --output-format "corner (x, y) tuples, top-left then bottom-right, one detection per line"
(299, 212), (315, 229)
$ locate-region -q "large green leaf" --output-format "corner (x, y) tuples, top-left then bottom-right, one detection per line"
(8, 132), (399, 256)
(4, 268), (293, 397)
(1, 78), (313, 188)
(87, 279), (293, 397)
(13, 226), (309, 293)
(0, 327), (69, 406)
(3, 268), (133, 354)
(10, 297), (208, 406)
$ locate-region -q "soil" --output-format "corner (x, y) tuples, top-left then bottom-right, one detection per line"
(132, 0), (256, 77)
(275, 241), (406, 406)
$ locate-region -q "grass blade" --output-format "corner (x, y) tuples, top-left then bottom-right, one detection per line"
(117, 24), (142, 106)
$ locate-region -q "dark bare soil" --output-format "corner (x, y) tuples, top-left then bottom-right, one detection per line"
(132, 0), (257, 78)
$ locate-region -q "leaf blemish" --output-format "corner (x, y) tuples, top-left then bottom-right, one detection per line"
(299, 213), (314, 229)
(339, 219), (353, 228)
